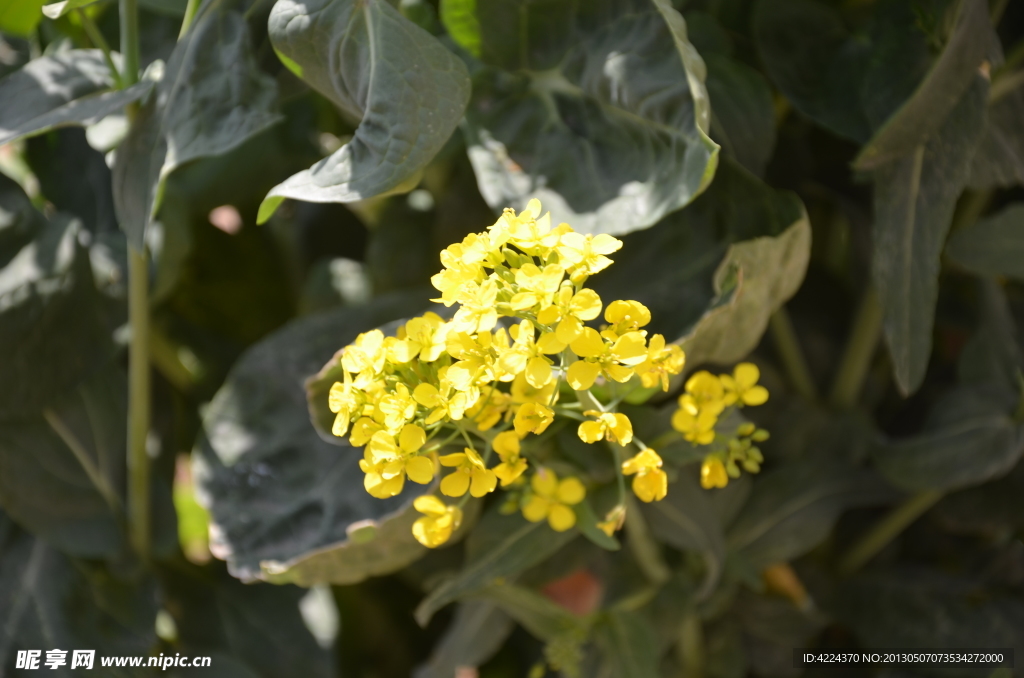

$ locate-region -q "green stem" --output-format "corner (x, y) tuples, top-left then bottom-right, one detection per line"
(178, 0), (201, 38)
(769, 306), (818, 401)
(77, 9), (122, 89)
(118, 0), (139, 87)
(838, 489), (943, 575)
(828, 286), (883, 409)
(678, 609), (704, 678)
(127, 247), (151, 559)
(623, 494), (670, 585)
(43, 409), (123, 516)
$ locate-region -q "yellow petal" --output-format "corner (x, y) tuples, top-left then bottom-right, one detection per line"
(536, 332), (566, 355)
(578, 420), (605, 444)
(526, 357), (552, 388)
(406, 456), (435, 484)
(413, 383), (441, 408)
(555, 315), (583, 344)
(557, 477), (586, 505)
(531, 467), (558, 497)
(413, 494), (448, 516)
(439, 452), (467, 467)
(493, 430), (521, 459)
(567, 360), (601, 390)
(548, 504), (577, 532)
(742, 385), (769, 406)
(734, 362), (760, 389)
(400, 424), (426, 453)
(570, 328), (605, 358)
(470, 469), (498, 497)
(441, 470), (470, 497)
(570, 289), (602, 321)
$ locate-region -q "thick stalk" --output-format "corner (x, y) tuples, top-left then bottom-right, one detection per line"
(678, 609), (704, 678)
(828, 287), (883, 409)
(838, 489), (943, 575)
(178, 0), (201, 38)
(769, 306), (818, 401)
(127, 248), (151, 558)
(119, 0), (139, 87)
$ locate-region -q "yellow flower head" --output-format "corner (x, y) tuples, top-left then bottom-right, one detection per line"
(602, 300), (651, 339)
(679, 371), (727, 417)
(513, 402), (554, 437)
(634, 334), (685, 391)
(721, 362), (769, 406)
(499, 320), (553, 388)
(492, 430), (528, 486)
(378, 383), (417, 432)
(521, 467), (586, 532)
(509, 263), (564, 312)
(578, 411), (634, 445)
(510, 372), (558, 406)
(328, 372), (364, 437)
(412, 495), (463, 548)
(566, 328), (647, 390)
(341, 329), (387, 376)
(363, 424), (435, 494)
(451, 278), (500, 334)
(700, 457), (729, 489)
(671, 407), (718, 445)
(465, 386), (511, 431)
(621, 448), (667, 503)
(597, 504), (626, 537)
(439, 447), (498, 498)
(557, 232), (622, 282)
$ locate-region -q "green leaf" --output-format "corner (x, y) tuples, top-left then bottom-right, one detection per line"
(415, 506), (577, 625)
(414, 601), (514, 678)
(473, 583), (585, 641)
(872, 75), (988, 395)
(872, 384), (1024, 492)
(726, 458), (893, 570)
(705, 54), (776, 177)
(0, 511), (157, 671)
(42, 0), (103, 19)
(957, 279), (1023, 391)
(0, 364), (125, 558)
(946, 204), (1024, 279)
(593, 610), (660, 678)
(752, 0), (872, 143)
(258, 0), (470, 222)
(438, 0), (481, 58)
(934, 460), (1024, 536)
(461, 0), (719, 236)
(0, 174), (113, 419)
(969, 87), (1024, 189)
(644, 470), (725, 599)
(194, 291), (432, 582)
(159, 562), (334, 678)
(113, 8), (281, 249)
(853, 0), (993, 171)
(0, 50), (152, 146)
(0, 0), (46, 37)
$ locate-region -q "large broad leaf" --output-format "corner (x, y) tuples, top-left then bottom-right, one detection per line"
(455, 0), (719, 236)
(726, 458), (893, 570)
(0, 511), (157, 675)
(113, 7), (281, 249)
(0, 365), (125, 558)
(0, 49), (152, 146)
(257, 0), (471, 223)
(872, 75), (988, 395)
(414, 601), (514, 678)
(193, 291), (432, 582)
(946, 203), (1024, 280)
(0, 174), (113, 418)
(935, 460), (1024, 536)
(0, 0), (46, 37)
(704, 54), (776, 178)
(643, 470), (725, 600)
(590, 158), (808, 346)
(159, 562), (334, 678)
(872, 384), (1024, 492)
(752, 0), (872, 143)
(969, 87), (1024, 189)
(592, 610), (660, 678)
(415, 506), (577, 625)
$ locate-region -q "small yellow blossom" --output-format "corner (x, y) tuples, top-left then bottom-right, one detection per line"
(439, 448), (498, 498)
(451, 278), (500, 334)
(578, 411), (633, 445)
(340, 329), (387, 376)
(513, 402), (554, 436)
(362, 425), (435, 497)
(597, 504), (626, 536)
(621, 448), (667, 502)
(465, 386), (511, 430)
(602, 300), (651, 339)
(567, 328), (647, 390)
(679, 371), (728, 417)
(378, 383), (417, 432)
(509, 263), (564, 311)
(492, 430), (528, 486)
(671, 407), (718, 445)
(411, 495), (463, 548)
(328, 372), (363, 437)
(633, 334), (685, 391)
(499, 321), (553, 388)
(522, 468), (586, 532)
(721, 363), (769, 406)
(557, 232), (622, 282)
(510, 372), (558, 406)
(700, 457), (729, 489)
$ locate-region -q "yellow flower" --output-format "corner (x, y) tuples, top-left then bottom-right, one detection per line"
(509, 264), (564, 312)
(492, 430), (528, 486)
(439, 447), (498, 497)
(679, 371), (727, 417)
(721, 363), (769, 406)
(359, 449), (405, 498)
(601, 300), (650, 339)
(411, 495), (463, 548)
(328, 371), (363, 437)
(378, 383), (417, 432)
(465, 386), (511, 431)
(524, 471), (589, 532)
(578, 411), (633, 445)
(700, 457), (729, 489)
(597, 504), (626, 536)
(349, 416), (383, 447)
(505, 200), (565, 256)
(498, 320), (553, 387)
(621, 448), (667, 502)
(566, 328), (647, 390)
(413, 374), (478, 425)
(535, 286), (603, 353)
(513, 402), (554, 436)
(341, 329), (387, 375)
(556, 232), (622, 282)
(451, 278), (500, 334)
(633, 334), (685, 391)
(392, 313), (451, 363)
(364, 424), (435, 493)
(671, 407), (718, 445)
(521, 468), (586, 531)
(446, 331), (500, 391)
(510, 372), (558, 406)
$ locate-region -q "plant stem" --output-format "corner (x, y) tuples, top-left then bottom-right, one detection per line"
(77, 9), (122, 89)
(838, 489), (943, 575)
(678, 608), (704, 678)
(178, 0), (201, 38)
(118, 0), (139, 87)
(44, 409), (123, 515)
(127, 247), (151, 559)
(769, 306), (818, 401)
(623, 495), (670, 585)
(828, 286), (883, 409)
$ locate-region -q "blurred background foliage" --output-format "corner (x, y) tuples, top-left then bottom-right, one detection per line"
(1, 0), (1024, 675)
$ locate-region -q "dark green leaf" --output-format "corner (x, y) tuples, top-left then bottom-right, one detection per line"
(727, 458), (893, 570)
(0, 364), (124, 558)
(872, 76), (988, 395)
(194, 291), (432, 582)
(644, 469), (724, 599)
(258, 0), (470, 222)
(461, 0), (719, 236)
(473, 583), (584, 641)
(854, 0), (993, 170)
(934, 461), (1024, 535)
(969, 87), (1024, 189)
(415, 507), (577, 625)
(957, 279), (1023, 390)
(0, 50), (152, 146)
(0, 174), (113, 418)
(705, 54), (776, 177)
(113, 8), (280, 248)
(0, 511), (157, 674)
(946, 203), (1024, 280)
(593, 610), (659, 678)
(0, 0), (46, 37)
(873, 384), (1024, 492)
(752, 0), (872, 142)
(438, 0), (481, 58)
(413, 601), (514, 678)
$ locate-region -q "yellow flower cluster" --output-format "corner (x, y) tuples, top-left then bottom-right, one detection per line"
(327, 200), (708, 549)
(670, 363), (770, 489)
